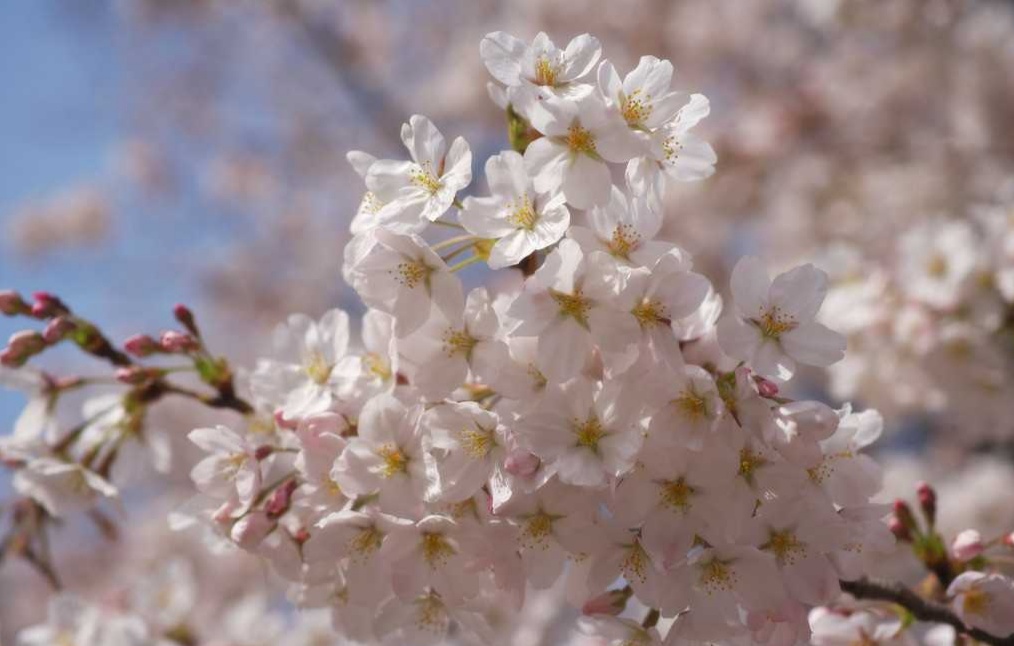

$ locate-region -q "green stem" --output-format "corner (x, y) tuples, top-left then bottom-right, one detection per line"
(448, 255), (483, 273)
(432, 234), (476, 252)
(441, 242), (476, 264)
(433, 219), (464, 230)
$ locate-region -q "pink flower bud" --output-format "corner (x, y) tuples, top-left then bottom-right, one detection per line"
(30, 291), (67, 318)
(504, 449), (540, 478)
(917, 481), (937, 526)
(173, 303), (200, 336)
(952, 529), (984, 562)
(230, 511), (275, 549)
(888, 516), (911, 542)
(581, 588), (632, 616)
(265, 479), (299, 519)
(0, 290), (27, 316)
(124, 334), (159, 357)
(757, 377), (779, 397)
(115, 366), (157, 385)
(1004, 532), (1014, 548)
(293, 527), (311, 545)
(8, 330), (46, 357)
(0, 347), (23, 367)
(160, 330), (199, 353)
(254, 445), (275, 461)
(42, 317), (76, 344)
(212, 499), (241, 526)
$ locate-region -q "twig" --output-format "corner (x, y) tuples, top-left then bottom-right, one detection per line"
(842, 577), (1014, 646)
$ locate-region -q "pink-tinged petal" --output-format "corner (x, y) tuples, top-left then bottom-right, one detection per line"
(716, 315), (762, 363)
(730, 256), (771, 318)
(781, 322), (846, 367)
(537, 318), (593, 383)
(480, 31), (526, 86)
(753, 339), (796, 381)
(562, 154), (612, 210)
(770, 264), (828, 321)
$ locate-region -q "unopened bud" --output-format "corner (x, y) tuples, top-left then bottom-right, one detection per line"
(893, 499), (918, 536)
(888, 516), (911, 543)
(265, 479), (299, 519)
(115, 366), (159, 385)
(42, 317), (76, 344)
(0, 346), (23, 367)
(254, 445), (275, 461)
(917, 481), (937, 527)
(952, 529), (984, 562)
(6, 330), (45, 361)
(293, 527), (311, 545)
(173, 303), (200, 337)
(582, 588), (632, 616)
(30, 291), (68, 318)
(160, 330), (199, 353)
(124, 334), (160, 357)
(756, 377), (779, 398)
(0, 290), (28, 316)
(504, 449), (540, 478)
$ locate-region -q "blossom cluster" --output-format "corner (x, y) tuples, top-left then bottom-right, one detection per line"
(167, 32), (899, 644)
(819, 207), (1014, 442)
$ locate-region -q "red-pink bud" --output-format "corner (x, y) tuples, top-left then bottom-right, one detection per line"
(952, 529), (984, 562)
(582, 588), (632, 616)
(757, 377), (779, 398)
(159, 330), (199, 353)
(173, 303), (200, 337)
(893, 499), (918, 536)
(293, 527), (311, 545)
(254, 445), (275, 461)
(504, 449), (540, 478)
(124, 334), (160, 357)
(115, 366), (158, 385)
(0, 290), (27, 316)
(917, 481), (937, 526)
(265, 479), (299, 519)
(0, 347), (23, 367)
(42, 317), (76, 344)
(30, 292), (68, 318)
(230, 511), (275, 549)
(888, 516), (911, 543)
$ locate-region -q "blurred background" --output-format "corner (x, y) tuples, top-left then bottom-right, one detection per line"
(2, 0), (1014, 641)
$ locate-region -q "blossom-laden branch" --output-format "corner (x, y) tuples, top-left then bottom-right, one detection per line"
(843, 577), (1014, 646)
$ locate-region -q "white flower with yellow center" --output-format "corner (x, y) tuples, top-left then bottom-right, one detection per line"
(460, 150), (570, 269)
(481, 31), (601, 104)
(13, 457), (119, 518)
(520, 378), (641, 487)
(422, 401), (507, 503)
(947, 572), (1014, 637)
(332, 394), (428, 516)
(523, 92), (643, 210)
(568, 185), (670, 268)
(249, 308), (351, 419)
(380, 515), (479, 603)
(642, 363), (724, 450)
(360, 115), (471, 233)
(186, 425), (261, 509)
(717, 256), (846, 381)
(598, 55), (689, 134)
(343, 227), (464, 338)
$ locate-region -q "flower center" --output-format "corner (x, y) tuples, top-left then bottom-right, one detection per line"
(520, 511), (557, 548)
(551, 289), (591, 327)
(621, 89), (652, 127)
(631, 298), (668, 327)
(349, 526), (383, 559)
(305, 351), (333, 385)
(662, 135), (682, 164)
(573, 415), (605, 451)
(764, 529), (805, 565)
(442, 328), (478, 358)
(534, 56), (558, 86)
(660, 477), (695, 512)
(507, 195), (539, 231)
(698, 557), (737, 594)
(421, 532), (456, 568)
(413, 593), (447, 633)
(566, 123), (597, 155)
(621, 540), (650, 583)
(363, 353), (392, 381)
(377, 443), (409, 478)
(607, 223), (640, 259)
(674, 390), (708, 420)
(458, 424), (496, 459)
(754, 307), (797, 339)
(963, 587), (991, 616)
(410, 162), (443, 195)
(926, 254), (948, 278)
(738, 447), (766, 484)
(392, 259), (431, 289)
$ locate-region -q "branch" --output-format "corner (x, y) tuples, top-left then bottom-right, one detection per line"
(841, 577), (1014, 646)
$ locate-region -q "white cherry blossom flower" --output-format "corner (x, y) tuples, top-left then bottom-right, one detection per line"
(188, 425), (262, 508)
(460, 150), (570, 269)
(362, 115), (471, 232)
(718, 257), (846, 380)
(947, 571), (1014, 637)
(481, 31), (600, 101)
(13, 457), (118, 517)
(422, 401), (507, 502)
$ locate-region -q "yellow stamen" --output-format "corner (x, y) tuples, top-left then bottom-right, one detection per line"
(534, 57), (557, 86)
(566, 124), (597, 155)
(622, 541), (650, 583)
(349, 526), (383, 559)
(305, 351), (333, 385)
(392, 259), (431, 289)
(442, 328), (478, 358)
(377, 444), (409, 478)
(413, 593), (446, 632)
(363, 353), (392, 381)
(764, 529), (805, 565)
(421, 532), (456, 568)
(963, 587), (991, 616)
(520, 511), (557, 548)
(552, 289), (591, 327)
(631, 298), (667, 327)
(458, 424), (496, 459)
(660, 477), (695, 512)
(607, 223), (640, 259)
(754, 307), (796, 339)
(508, 195), (539, 231)
(410, 162), (443, 195)
(738, 447), (766, 484)
(621, 89), (652, 127)
(698, 557), (737, 594)
(573, 415), (605, 451)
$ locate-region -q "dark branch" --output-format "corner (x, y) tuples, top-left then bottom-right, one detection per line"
(842, 577), (1014, 646)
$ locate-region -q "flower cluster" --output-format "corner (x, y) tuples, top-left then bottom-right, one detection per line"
(170, 32), (898, 645)
(818, 208), (1014, 442)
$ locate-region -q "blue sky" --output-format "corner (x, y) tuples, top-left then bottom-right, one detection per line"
(0, 3), (127, 428)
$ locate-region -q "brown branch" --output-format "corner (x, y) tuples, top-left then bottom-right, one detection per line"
(842, 577), (1014, 646)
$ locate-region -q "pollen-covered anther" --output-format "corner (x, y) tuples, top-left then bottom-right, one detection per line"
(410, 161), (443, 195)
(754, 306), (797, 339)
(377, 443), (409, 478)
(566, 124), (597, 155)
(421, 532), (456, 568)
(607, 223), (641, 259)
(507, 195), (539, 230)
